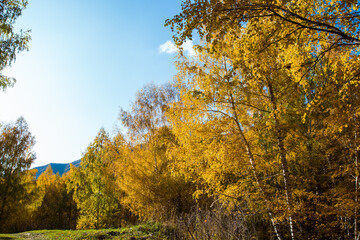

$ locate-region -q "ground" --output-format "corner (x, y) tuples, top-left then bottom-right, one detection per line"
(0, 223), (174, 240)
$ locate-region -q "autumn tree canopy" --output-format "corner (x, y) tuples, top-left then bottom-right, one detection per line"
(2, 1), (360, 239)
(165, 0), (360, 239)
(0, 117), (36, 232)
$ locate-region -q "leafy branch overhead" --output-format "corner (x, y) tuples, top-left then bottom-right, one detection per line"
(0, 0), (30, 91)
(166, 0), (360, 66)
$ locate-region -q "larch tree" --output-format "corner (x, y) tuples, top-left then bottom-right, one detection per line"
(116, 83), (196, 221)
(34, 165), (78, 230)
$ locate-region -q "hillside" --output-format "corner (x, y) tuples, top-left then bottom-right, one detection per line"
(34, 160), (81, 178)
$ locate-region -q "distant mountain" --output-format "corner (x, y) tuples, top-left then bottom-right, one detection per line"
(34, 160), (81, 179)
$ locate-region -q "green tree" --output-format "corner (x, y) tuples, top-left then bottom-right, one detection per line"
(68, 129), (122, 229)
(0, 0), (31, 91)
(0, 117), (36, 232)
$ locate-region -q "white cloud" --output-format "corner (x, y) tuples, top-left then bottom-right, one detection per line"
(182, 40), (196, 57)
(159, 40), (196, 57)
(159, 40), (178, 54)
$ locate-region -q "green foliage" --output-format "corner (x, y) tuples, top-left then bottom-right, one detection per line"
(0, 0), (31, 91)
(67, 129), (124, 229)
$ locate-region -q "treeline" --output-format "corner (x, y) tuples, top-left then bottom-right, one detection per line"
(2, 0), (360, 239)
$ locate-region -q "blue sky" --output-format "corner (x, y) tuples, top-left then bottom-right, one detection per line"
(0, 0), (189, 167)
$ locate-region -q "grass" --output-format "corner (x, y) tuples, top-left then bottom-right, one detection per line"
(0, 222), (172, 240)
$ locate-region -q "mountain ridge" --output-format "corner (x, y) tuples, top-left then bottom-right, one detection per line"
(33, 160), (81, 178)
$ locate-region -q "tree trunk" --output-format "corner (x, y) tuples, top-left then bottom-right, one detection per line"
(229, 92), (283, 240)
(268, 82), (295, 240)
(354, 113), (359, 240)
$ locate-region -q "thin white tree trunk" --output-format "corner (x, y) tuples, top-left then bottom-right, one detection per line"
(229, 93), (283, 240)
(354, 113), (358, 240)
(268, 82), (295, 240)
